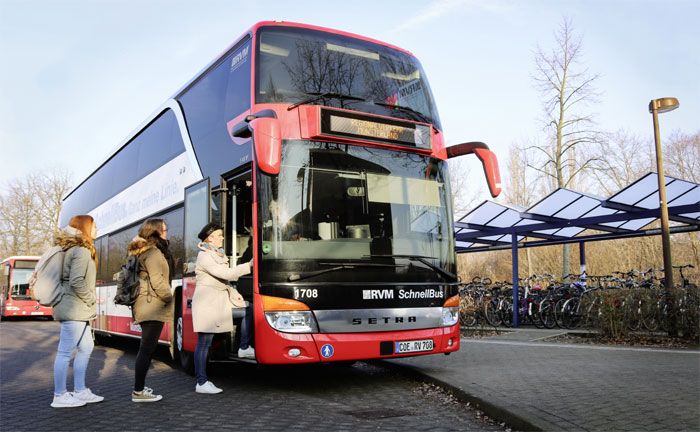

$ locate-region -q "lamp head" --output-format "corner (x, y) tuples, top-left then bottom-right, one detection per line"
(649, 97), (679, 114)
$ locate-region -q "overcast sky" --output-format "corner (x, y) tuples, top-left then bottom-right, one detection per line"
(1, 0), (698, 200)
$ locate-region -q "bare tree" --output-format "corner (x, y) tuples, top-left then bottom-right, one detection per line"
(0, 177), (41, 256)
(530, 17), (602, 276)
(505, 143), (538, 208)
(0, 168), (73, 257)
(505, 142), (542, 276)
(592, 130), (654, 195)
(665, 130), (700, 183)
(449, 158), (483, 219)
(664, 130), (700, 268)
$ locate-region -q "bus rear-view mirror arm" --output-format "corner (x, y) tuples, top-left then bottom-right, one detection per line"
(230, 110), (282, 175)
(446, 142), (502, 198)
(230, 109), (278, 139)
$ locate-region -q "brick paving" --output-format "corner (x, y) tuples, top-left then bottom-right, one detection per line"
(0, 320), (505, 432)
(390, 328), (700, 431)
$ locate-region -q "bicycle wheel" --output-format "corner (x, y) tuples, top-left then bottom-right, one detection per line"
(582, 296), (601, 329)
(554, 298), (568, 328)
(641, 298), (660, 332)
(530, 300), (545, 328)
(499, 298), (513, 327)
(459, 293), (477, 327)
(561, 297), (581, 329)
(539, 299), (557, 329)
(625, 295), (643, 331)
(484, 299), (502, 327)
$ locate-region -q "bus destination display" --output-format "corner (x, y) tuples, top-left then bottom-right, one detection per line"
(320, 108), (431, 149)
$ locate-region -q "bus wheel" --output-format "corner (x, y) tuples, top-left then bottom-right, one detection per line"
(93, 331), (105, 346)
(174, 298), (194, 375)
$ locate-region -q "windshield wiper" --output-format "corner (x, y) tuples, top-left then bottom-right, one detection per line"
(287, 92), (367, 111)
(364, 254), (457, 282)
(372, 102), (432, 124)
(287, 262), (404, 282)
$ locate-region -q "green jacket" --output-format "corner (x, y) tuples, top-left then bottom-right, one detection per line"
(51, 227), (97, 322)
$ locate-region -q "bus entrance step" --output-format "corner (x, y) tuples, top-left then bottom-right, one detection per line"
(208, 355), (258, 364)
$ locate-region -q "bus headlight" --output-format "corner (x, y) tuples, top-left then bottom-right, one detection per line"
(265, 311), (319, 333)
(441, 307), (459, 327)
(6, 306), (20, 311)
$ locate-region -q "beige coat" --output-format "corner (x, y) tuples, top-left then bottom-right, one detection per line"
(192, 245), (251, 333)
(128, 237), (173, 324)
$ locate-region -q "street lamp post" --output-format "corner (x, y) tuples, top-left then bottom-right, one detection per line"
(648, 97), (679, 329)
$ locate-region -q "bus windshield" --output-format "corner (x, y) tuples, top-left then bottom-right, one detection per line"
(256, 26), (441, 128)
(258, 141), (455, 283)
(10, 268), (33, 300)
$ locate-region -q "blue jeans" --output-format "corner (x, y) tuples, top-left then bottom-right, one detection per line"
(53, 321), (93, 395)
(194, 303), (253, 385)
(238, 302), (253, 350)
(194, 332), (214, 385)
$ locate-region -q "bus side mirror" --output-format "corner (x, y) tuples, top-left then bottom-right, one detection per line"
(446, 142), (502, 198)
(250, 117), (282, 175)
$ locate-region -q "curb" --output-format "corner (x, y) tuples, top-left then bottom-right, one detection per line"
(380, 359), (543, 431)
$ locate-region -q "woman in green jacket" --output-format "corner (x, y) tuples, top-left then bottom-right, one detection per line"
(51, 215), (104, 408)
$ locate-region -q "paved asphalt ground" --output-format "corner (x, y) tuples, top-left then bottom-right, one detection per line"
(390, 328), (700, 431)
(0, 320), (506, 432)
(2, 321), (698, 431)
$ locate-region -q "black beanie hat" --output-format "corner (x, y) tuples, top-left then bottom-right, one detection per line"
(198, 222), (223, 241)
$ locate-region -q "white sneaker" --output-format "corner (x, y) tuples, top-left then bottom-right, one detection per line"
(73, 388), (105, 404)
(238, 346), (256, 359)
(195, 381), (223, 394)
(132, 386), (163, 402)
(51, 392), (87, 408)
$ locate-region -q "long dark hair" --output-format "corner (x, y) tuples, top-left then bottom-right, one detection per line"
(139, 218), (174, 278)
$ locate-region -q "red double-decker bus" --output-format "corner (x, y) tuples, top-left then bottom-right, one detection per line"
(60, 21), (501, 368)
(0, 256), (52, 319)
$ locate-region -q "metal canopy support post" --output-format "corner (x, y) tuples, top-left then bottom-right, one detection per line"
(511, 235), (519, 328)
(579, 241), (586, 276)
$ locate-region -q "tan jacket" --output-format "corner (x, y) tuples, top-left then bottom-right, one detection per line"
(128, 237), (173, 324)
(192, 245), (251, 333)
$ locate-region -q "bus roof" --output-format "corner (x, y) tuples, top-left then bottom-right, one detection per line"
(63, 21), (416, 202)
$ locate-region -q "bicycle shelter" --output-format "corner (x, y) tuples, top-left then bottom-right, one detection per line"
(454, 172), (700, 327)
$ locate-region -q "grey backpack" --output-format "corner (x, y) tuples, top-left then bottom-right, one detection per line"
(29, 246), (66, 307)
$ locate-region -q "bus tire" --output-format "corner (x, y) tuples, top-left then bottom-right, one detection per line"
(174, 295), (194, 375)
(93, 330), (105, 346)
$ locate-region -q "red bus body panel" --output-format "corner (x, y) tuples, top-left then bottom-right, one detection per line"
(1, 298), (52, 318)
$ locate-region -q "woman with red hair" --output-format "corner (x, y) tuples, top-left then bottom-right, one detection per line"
(51, 215), (104, 408)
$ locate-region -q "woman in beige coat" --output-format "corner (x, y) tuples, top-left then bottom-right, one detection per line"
(192, 222), (252, 394)
(127, 218), (173, 403)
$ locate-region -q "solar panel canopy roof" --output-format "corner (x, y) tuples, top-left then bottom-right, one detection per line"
(455, 173), (700, 252)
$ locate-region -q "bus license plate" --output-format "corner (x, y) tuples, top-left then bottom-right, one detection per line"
(30, 312), (44, 315)
(395, 339), (434, 354)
